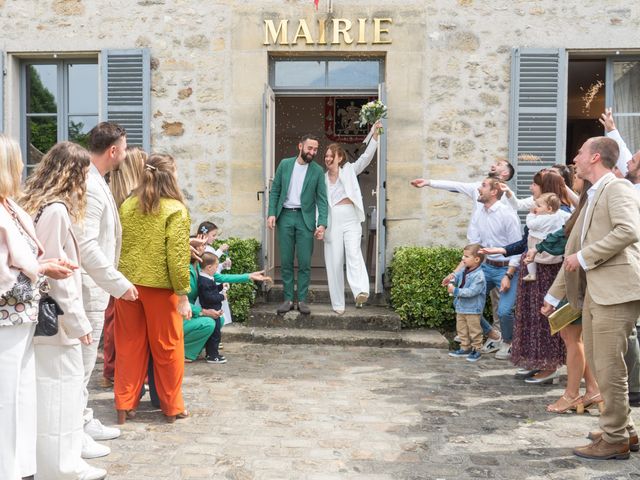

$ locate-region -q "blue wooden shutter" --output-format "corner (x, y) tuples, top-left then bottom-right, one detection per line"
(508, 48), (567, 204)
(102, 49), (150, 151)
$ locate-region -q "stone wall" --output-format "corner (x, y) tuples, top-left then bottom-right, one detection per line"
(0, 0), (639, 262)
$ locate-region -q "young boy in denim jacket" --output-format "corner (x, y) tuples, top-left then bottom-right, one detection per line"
(448, 244), (486, 362)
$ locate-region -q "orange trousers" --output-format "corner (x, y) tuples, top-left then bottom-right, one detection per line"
(114, 285), (185, 416)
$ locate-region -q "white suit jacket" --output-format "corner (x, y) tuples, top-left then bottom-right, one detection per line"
(325, 138), (378, 225)
(34, 203), (92, 345)
(73, 164), (131, 311)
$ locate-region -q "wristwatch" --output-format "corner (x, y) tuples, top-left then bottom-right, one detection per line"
(505, 272), (514, 280)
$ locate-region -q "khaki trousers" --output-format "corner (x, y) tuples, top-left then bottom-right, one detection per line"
(456, 313), (483, 351)
(583, 288), (640, 444)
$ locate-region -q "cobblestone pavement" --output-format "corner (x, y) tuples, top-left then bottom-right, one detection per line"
(89, 343), (640, 479)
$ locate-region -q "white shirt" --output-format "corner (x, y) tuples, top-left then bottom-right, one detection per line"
(329, 178), (348, 206)
(469, 201), (522, 267)
(526, 209), (571, 240)
(283, 161), (308, 209)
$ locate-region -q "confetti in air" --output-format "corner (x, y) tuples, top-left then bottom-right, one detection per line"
(518, 154), (542, 163)
(581, 80), (604, 114)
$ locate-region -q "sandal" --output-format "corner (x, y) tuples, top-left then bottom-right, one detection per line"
(546, 394), (582, 414)
(165, 409), (190, 423)
(577, 392), (604, 414)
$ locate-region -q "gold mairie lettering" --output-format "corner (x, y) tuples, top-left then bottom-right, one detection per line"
(264, 19), (289, 45)
(293, 19), (314, 44)
(331, 18), (353, 45)
(373, 18), (392, 44)
(317, 18), (327, 45)
(357, 18), (367, 44)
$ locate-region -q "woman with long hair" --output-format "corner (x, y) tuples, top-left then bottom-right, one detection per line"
(21, 142), (107, 480)
(323, 121), (381, 314)
(101, 146), (147, 387)
(0, 135), (76, 480)
(114, 153), (192, 423)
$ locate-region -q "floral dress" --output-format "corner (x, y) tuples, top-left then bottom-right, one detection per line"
(0, 208), (41, 326)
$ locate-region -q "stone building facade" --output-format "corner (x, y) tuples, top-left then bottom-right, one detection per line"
(1, 0), (639, 287)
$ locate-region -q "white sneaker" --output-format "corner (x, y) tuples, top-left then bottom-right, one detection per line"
(79, 465), (108, 480)
(84, 418), (121, 441)
(480, 336), (502, 354)
(495, 343), (512, 360)
(453, 335), (462, 343)
(81, 433), (111, 459)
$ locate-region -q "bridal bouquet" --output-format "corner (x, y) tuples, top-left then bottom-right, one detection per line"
(359, 100), (387, 144)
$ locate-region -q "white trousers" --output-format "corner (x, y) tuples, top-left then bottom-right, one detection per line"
(324, 204), (370, 310)
(82, 310), (105, 424)
(0, 322), (36, 480)
(35, 343), (89, 480)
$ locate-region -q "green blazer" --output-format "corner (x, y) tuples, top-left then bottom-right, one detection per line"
(268, 156), (328, 231)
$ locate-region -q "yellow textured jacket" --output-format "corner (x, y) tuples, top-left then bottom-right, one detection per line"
(118, 197), (191, 295)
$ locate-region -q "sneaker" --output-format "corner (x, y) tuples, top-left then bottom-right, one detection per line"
(523, 273), (537, 282)
(448, 348), (472, 358)
(466, 350), (481, 362)
(495, 343), (512, 360)
(81, 433), (110, 459)
(206, 355), (227, 364)
(453, 335), (462, 343)
(79, 465), (108, 480)
(84, 418), (120, 441)
(480, 336), (502, 354)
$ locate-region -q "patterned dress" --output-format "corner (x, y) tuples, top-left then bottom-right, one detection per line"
(511, 254), (566, 370)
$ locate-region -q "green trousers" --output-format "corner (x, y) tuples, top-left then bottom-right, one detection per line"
(277, 209), (314, 302)
(183, 316), (215, 361)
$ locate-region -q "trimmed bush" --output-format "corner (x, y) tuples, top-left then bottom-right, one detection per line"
(214, 237), (261, 323)
(390, 246), (462, 330)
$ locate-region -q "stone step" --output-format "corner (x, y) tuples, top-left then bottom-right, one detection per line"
(221, 324), (448, 349)
(246, 303), (401, 331)
(257, 284), (387, 306)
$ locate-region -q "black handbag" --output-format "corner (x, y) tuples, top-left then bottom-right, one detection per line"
(35, 293), (63, 336)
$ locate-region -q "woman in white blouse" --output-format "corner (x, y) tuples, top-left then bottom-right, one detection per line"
(323, 121), (381, 314)
(21, 142), (107, 480)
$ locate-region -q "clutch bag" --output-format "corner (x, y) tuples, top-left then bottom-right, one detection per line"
(548, 303), (581, 335)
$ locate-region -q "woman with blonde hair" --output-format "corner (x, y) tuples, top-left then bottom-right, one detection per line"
(115, 153), (192, 423)
(21, 141), (107, 480)
(0, 135), (76, 480)
(101, 146), (147, 388)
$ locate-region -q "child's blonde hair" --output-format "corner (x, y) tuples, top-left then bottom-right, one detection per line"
(538, 192), (560, 212)
(463, 243), (485, 263)
(199, 251), (219, 270)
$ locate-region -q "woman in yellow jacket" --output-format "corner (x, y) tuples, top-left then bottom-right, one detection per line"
(114, 153), (192, 424)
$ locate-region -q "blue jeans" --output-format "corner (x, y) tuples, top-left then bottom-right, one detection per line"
(480, 263), (519, 343)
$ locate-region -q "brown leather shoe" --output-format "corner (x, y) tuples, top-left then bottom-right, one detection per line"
(587, 428), (639, 452)
(573, 437), (630, 460)
(276, 301), (293, 314)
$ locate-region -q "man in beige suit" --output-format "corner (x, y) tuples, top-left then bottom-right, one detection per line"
(545, 136), (640, 460)
(73, 123), (138, 459)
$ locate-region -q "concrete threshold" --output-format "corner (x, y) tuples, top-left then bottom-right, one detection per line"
(222, 324), (448, 349)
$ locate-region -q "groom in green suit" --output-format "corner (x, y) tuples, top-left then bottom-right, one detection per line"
(267, 134), (328, 314)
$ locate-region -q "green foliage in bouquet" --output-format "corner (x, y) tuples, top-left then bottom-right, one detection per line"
(358, 99), (388, 133)
(390, 246), (462, 330)
(213, 237), (261, 322)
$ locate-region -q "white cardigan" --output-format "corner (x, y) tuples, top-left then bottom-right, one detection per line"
(325, 139), (378, 225)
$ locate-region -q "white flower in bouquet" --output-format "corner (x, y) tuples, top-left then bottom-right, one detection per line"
(358, 100), (387, 144)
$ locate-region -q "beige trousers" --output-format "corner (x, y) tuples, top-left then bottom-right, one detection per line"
(456, 313), (483, 351)
(583, 288), (640, 444)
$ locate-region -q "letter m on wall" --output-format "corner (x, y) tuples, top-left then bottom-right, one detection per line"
(101, 49), (151, 152)
(509, 48), (567, 203)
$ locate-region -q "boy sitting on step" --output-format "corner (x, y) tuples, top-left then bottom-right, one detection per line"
(447, 244), (486, 362)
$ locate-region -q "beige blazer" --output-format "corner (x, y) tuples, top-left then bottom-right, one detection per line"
(33, 203), (92, 345)
(0, 198), (42, 295)
(73, 164), (131, 311)
(549, 175), (640, 306)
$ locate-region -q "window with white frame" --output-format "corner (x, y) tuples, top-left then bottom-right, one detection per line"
(22, 59), (99, 174)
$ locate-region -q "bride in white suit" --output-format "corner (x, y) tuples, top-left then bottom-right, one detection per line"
(323, 121), (381, 314)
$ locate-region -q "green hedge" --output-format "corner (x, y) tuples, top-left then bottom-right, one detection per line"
(390, 246), (463, 330)
(213, 237), (261, 323)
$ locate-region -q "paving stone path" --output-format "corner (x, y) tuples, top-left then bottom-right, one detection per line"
(90, 343), (640, 479)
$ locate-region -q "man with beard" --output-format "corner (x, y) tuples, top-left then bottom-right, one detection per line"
(267, 134), (328, 315)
